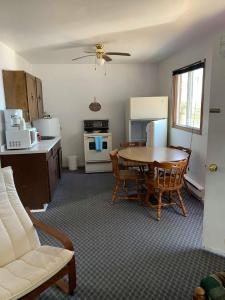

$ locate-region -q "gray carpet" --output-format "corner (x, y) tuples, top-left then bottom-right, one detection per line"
(36, 170), (225, 300)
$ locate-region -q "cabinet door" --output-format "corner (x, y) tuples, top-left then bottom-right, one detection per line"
(129, 97), (168, 120)
(36, 78), (44, 118)
(26, 73), (39, 121)
(48, 153), (59, 198)
(58, 147), (62, 178)
(3, 71), (30, 121)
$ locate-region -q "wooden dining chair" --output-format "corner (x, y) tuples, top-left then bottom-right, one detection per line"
(169, 145), (192, 195)
(110, 149), (144, 203)
(120, 141), (147, 173)
(145, 160), (188, 221)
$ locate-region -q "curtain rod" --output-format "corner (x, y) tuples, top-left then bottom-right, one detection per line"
(172, 59), (205, 76)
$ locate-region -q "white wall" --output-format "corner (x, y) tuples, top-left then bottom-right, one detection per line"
(32, 63), (158, 166)
(158, 36), (214, 190)
(0, 41), (32, 144)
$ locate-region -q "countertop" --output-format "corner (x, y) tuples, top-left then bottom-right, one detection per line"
(0, 137), (61, 155)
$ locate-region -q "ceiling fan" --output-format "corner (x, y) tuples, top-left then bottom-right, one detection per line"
(72, 43), (131, 65)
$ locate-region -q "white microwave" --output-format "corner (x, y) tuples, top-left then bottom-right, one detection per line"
(6, 128), (38, 149)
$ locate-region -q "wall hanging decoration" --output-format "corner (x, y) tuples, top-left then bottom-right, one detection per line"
(89, 97), (101, 112)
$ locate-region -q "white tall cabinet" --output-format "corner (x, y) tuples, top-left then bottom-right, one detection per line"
(125, 97), (168, 143)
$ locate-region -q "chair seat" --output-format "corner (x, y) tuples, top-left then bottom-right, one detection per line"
(0, 245), (74, 300)
(119, 169), (144, 180)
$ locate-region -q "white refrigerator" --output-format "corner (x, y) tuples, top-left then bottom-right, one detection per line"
(125, 97), (168, 146)
(146, 119), (167, 147)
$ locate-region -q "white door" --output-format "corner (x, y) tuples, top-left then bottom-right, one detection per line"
(203, 36), (225, 255)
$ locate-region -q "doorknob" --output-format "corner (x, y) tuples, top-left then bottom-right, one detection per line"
(208, 164), (218, 172)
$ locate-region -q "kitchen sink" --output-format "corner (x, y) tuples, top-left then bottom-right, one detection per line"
(41, 136), (56, 140)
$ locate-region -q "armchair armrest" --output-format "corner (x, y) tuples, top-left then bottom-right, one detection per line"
(26, 207), (74, 251)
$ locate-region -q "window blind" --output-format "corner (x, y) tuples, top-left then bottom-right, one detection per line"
(172, 60), (205, 76)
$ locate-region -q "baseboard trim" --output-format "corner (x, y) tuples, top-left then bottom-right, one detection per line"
(203, 245), (225, 257)
(31, 203), (48, 213)
(184, 175), (204, 191)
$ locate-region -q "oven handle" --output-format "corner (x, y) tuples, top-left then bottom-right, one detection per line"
(86, 137), (108, 140)
(86, 160), (111, 163)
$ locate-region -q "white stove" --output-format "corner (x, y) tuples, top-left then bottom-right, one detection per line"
(83, 120), (112, 173)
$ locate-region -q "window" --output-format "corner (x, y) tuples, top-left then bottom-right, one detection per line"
(172, 61), (205, 134)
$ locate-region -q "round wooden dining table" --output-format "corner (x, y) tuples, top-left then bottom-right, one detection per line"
(118, 146), (188, 164)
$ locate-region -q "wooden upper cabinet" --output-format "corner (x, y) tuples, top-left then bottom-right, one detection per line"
(36, 77), (44, 118)
(2, 70), (44, 122)
(26, 73), (39, 121)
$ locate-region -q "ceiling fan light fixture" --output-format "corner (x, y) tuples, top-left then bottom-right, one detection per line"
(96, 57), (105, 66)
(72, 43), (131, 64)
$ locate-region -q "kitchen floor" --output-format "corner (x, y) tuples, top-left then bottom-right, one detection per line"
(36, 169), (225, 300)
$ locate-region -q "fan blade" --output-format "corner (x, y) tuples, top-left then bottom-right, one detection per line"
(105, 52), (131, 56)
(84, 51), (96, 53)
(102, 54), (112, 62)
(72, 55), (95, 61)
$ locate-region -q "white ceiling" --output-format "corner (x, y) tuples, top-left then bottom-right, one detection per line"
(0, 0), (225, 64)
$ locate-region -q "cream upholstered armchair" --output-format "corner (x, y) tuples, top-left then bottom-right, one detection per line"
(0, 167), (76, 299)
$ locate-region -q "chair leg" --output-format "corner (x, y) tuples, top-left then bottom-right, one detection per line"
(112, 181), (119, 204)
(139, 165), (145, 174)
(56, 256), (76, 295)
(68, 256), (76, 295)
(144, 186), (150, 206)
(124, 180), (128, 199)
(156, 192), (162, 221)
(136, 179), (140, 200)
(176, 189), (187, 217)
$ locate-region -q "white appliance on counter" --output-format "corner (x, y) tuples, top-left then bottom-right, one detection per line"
(4, 109), (38, 150)
(5, 128), (38, 149)
(126, 97), (168, 146)
(33, 117), (61, 137)
(83, 120), (112, 173)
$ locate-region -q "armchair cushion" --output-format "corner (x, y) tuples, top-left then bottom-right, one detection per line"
(0, 167), (40, 267)
(0, 245), (74, 300)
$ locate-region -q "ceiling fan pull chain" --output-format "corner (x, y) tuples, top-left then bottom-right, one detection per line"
(94, 58), (97, 71)
(104, 63), (107, 76)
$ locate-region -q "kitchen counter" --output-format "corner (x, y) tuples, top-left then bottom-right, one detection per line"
(0, 137), (61, 155)
(0, 138), (62, 209)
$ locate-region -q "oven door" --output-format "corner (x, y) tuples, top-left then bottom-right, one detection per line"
(84, 135), (112, 162)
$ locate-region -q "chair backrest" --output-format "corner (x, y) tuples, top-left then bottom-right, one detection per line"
(169, 145), (192, 172)
(153, 160), (188, 190)
(110, 149), (120, 179)
(120, 141), (146, 148)
(0, 167), (40, 267)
